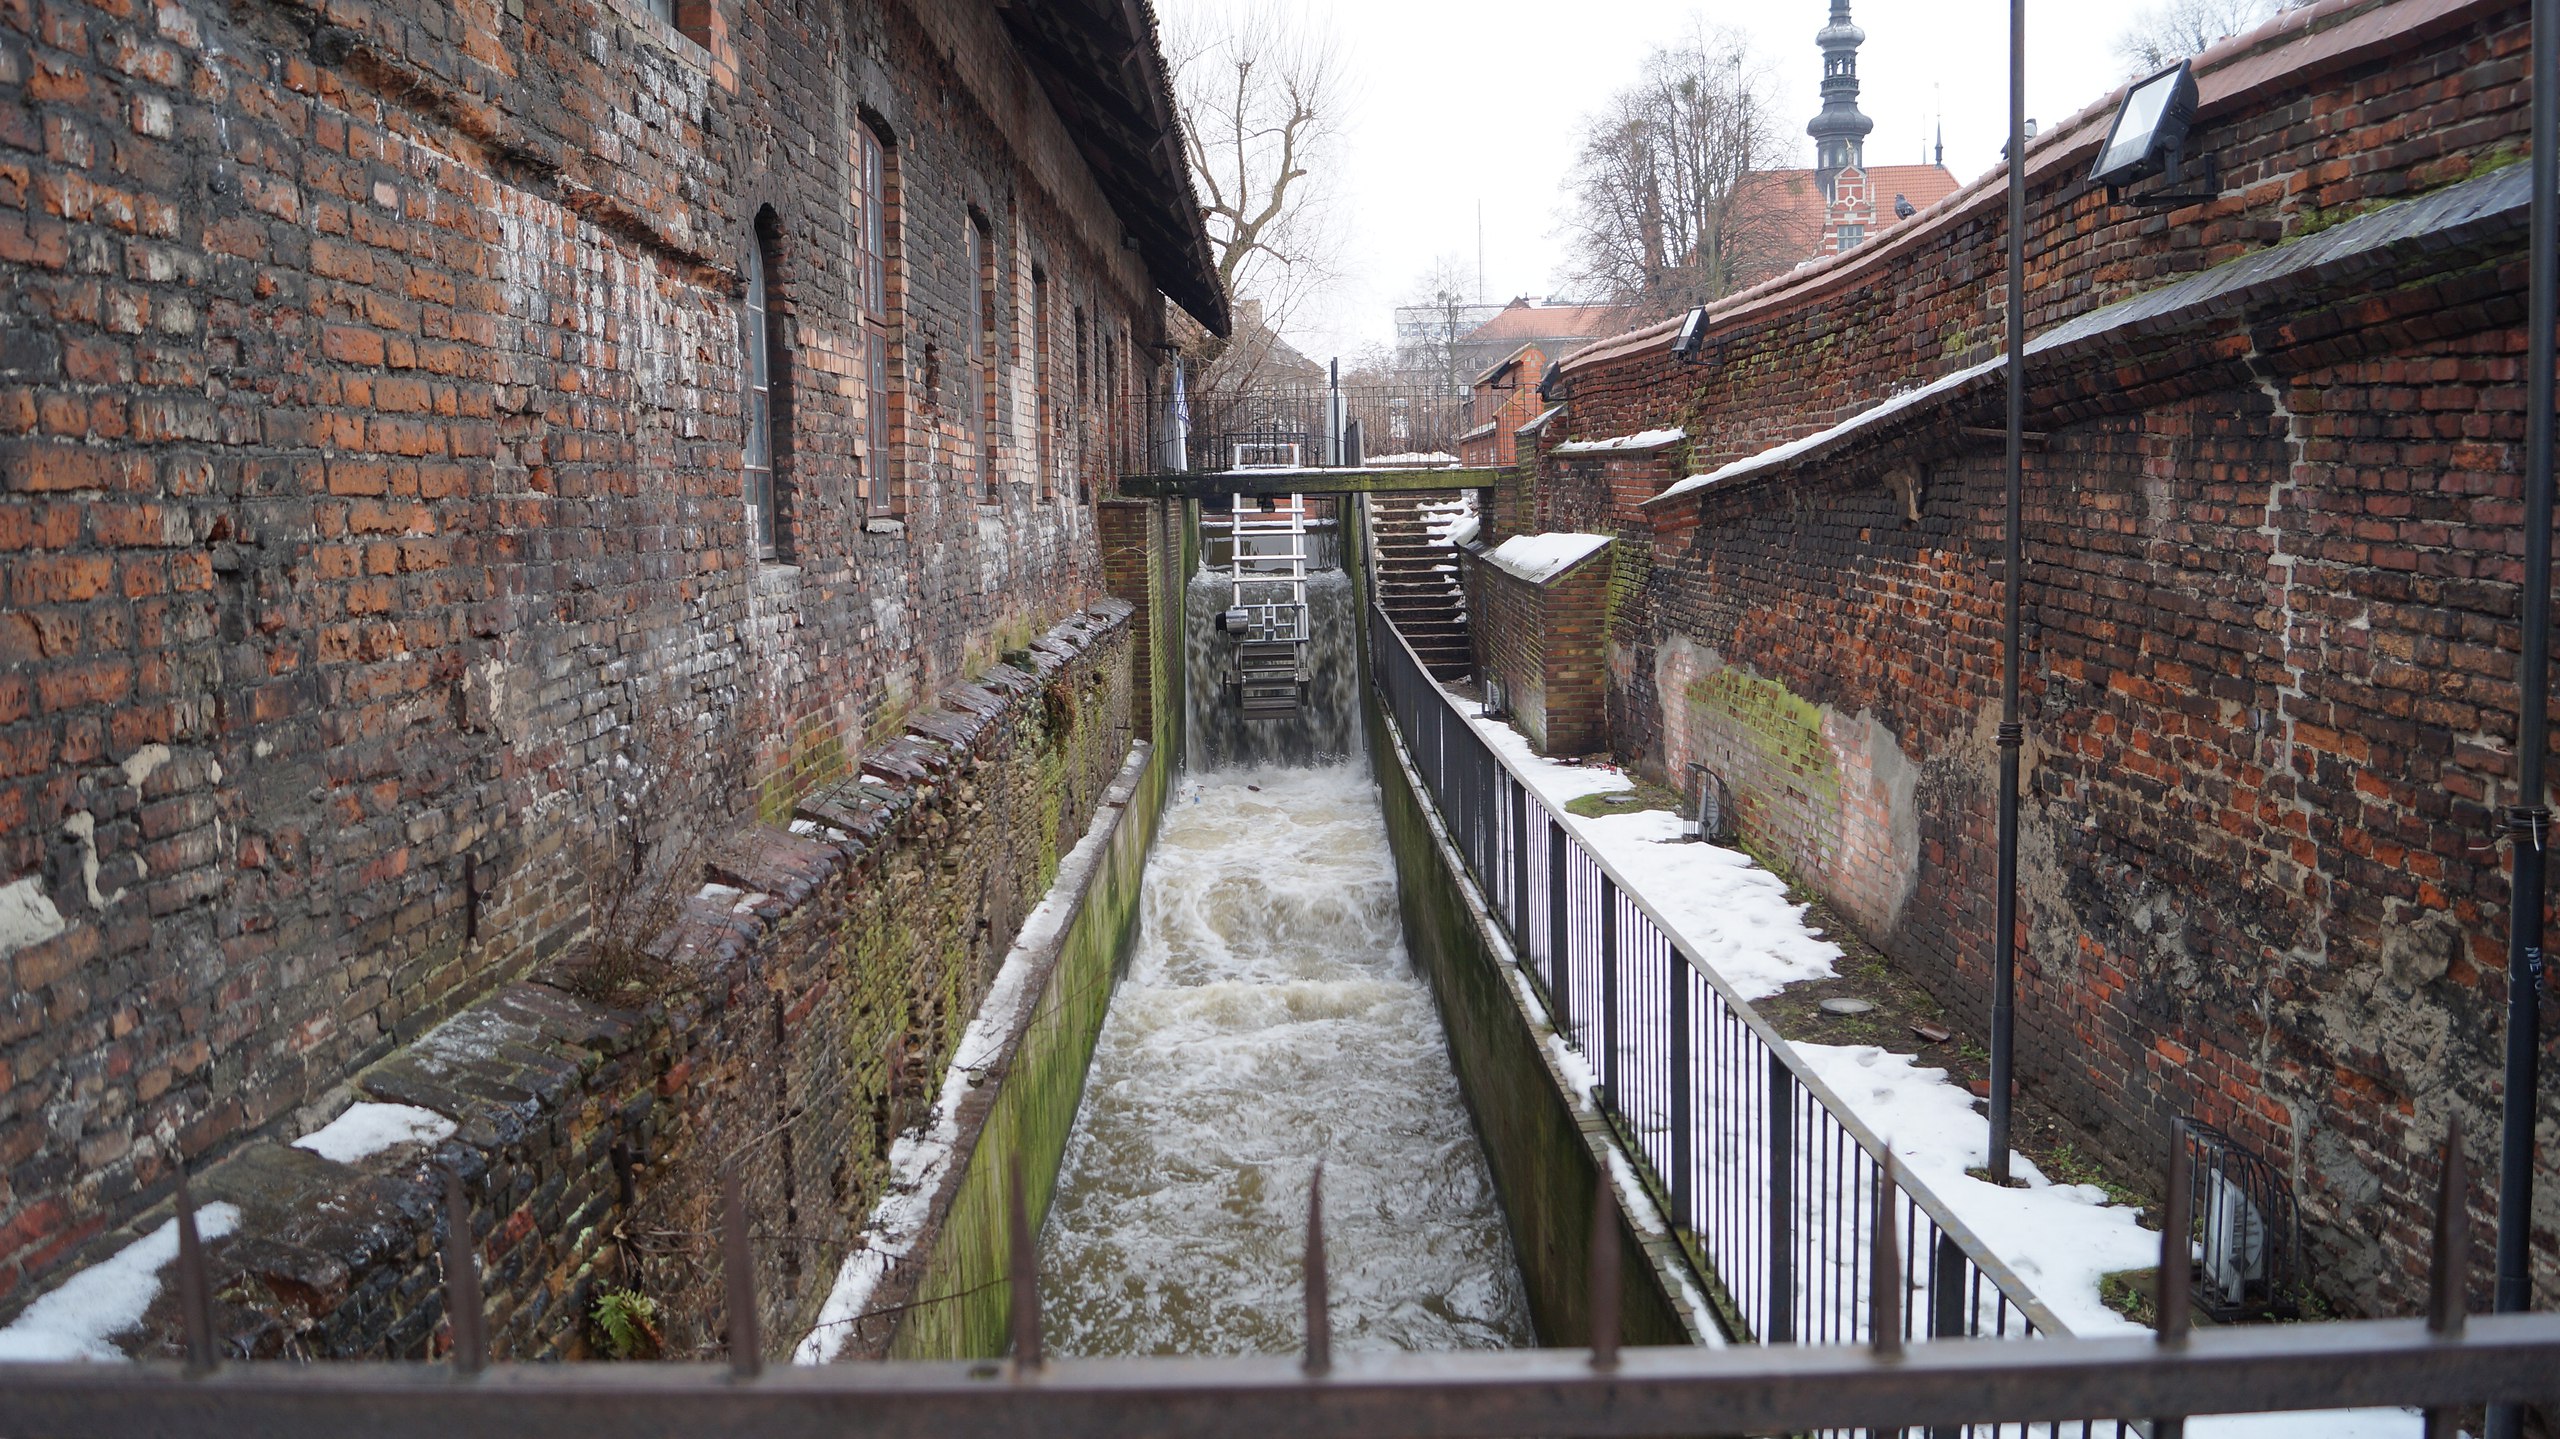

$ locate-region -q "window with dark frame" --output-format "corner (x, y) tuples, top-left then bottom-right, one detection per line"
(742, 224), (780, 560)
(855, 122), (894, 511)
(1033, 269), (1053, 499)
(968, 212), (996, 494)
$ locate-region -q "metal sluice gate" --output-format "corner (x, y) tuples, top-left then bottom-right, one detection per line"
(1213, 492), (1312, 720)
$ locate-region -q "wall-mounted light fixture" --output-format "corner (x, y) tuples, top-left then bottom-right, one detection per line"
(1536, 359), (1564, 401)
(1671, 307), (1710, 363)
(2090, 60), (2216, 207)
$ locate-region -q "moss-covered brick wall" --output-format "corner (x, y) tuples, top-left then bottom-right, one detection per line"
(56, 603), (1141, 1364)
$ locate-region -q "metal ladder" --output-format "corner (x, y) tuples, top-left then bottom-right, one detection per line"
(1227, 492), (1309, 719)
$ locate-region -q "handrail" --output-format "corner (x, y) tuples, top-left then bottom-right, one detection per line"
(1366, 601), (2078, 1346)
(0, 1316), (2552, 1438)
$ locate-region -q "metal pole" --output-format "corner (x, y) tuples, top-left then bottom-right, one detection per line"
(2490, 0), (2556, 1430)
(1987, 0), (2028, 1188)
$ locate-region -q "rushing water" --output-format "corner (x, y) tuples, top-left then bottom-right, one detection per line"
(1038, 765), (1534, 1355)
(1183, 569), (1362, 771)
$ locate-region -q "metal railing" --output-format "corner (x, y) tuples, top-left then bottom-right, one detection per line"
(1369, 603), (2068, 1353)
(1186, 384), (1471, 471)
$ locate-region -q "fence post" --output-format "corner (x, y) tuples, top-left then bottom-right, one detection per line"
(1599, 876), (1620, 1108)
(1549, 820), (1571, 1035)
(1926, 1230), (1967, 1439)
(1511, 777), (1529, 944)
(1670, 961), (1692, 1231)
(1769, 1052), (1797, 1344)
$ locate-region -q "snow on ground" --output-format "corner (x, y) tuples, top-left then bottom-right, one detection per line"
(1448, 699), (2425, 1437)
(1483, 533), (1612, 586)
(292, 1102), (456, 1165)
(1460, 710), (1836, 998)
(0, 1205), (242, 1361)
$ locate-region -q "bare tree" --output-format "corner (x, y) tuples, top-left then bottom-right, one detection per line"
(2113, 0), (2298, 74)
(1562, 24), (1791, 320)
(1165, 3), (1346, 393)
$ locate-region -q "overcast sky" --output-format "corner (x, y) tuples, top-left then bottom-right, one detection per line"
(1155, 0), (2143, 359)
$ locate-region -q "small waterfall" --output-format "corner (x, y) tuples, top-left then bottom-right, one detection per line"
(1184, 569), (1361, 770)
(1038, 767), (1532, 1355)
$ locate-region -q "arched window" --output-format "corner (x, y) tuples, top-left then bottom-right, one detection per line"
(742, 216), (788, 560)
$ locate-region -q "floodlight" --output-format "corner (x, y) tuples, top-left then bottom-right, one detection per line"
(1670, 307), (1709, 363)
(1536, 360), (1564, 400)
(2090, 61), (2200, 190)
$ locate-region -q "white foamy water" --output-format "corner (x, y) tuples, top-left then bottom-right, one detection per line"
(1040, 766), (1532, 1356)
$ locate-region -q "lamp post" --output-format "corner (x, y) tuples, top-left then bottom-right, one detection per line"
(2488, 0), (2555, 1433)
(1987, 0), (2027, 1188)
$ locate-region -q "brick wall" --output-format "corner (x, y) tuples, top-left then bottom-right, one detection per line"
(114, 604), (1135, 1361)
(1465, 547), (1612, 757)
(1515, 0), (2560, 1314)
(0, 0), (1182, 1312)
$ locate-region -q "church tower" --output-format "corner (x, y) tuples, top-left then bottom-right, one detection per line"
(1807, 0), (1873, 200)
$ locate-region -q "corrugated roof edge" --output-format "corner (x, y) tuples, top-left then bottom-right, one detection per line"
(1554, 0), (2503, 379)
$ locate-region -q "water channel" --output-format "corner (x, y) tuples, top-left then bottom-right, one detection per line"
(1038, 559), (1532, 1356)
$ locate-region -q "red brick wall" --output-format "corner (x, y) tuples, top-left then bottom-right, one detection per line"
(0, 0), (1174, 1305)
(1533, 0), (2559, 1314)
(1465, 546), (1610, 758)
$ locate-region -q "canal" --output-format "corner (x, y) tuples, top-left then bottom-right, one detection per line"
(1038, 556), (1532, 1356)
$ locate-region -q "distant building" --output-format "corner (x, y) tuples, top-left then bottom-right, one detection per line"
(1455, 343), (1557, 468)
(1730, 0), (1958, 285)
(1450, 299), (1633, 384)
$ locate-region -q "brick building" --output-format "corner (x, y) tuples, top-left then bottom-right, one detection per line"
(0, 0), (1219, 1346)
(1508, 0), (2560, 1315)
(1727, 0), (1959, 282)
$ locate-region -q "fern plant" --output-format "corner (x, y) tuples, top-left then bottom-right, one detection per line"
(590, 1286), (663, 1361)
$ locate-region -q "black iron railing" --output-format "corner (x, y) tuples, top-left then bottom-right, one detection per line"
(1369, 603), (2066, 1354)
(1186, 384), (1471, 472)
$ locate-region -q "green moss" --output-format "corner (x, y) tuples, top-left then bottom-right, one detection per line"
(1684, 667), (1839, 813)
(1603, 541), (1649, 636)
(887, 741), (1170, 1360)
(1565, 784), (1681, 819)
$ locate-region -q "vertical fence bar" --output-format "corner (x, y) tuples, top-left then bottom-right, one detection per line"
(1549, 820), (1571, 1033)
(1511, 776), (1529, 945)
(1599, 876), (1621, 1107)
(1769, 1052), (1797, 1344)
(1671, 960), (1693, 1231)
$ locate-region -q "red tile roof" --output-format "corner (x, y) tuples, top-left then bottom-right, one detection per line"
(1732, 164), (1963, 281)
(1461, 301), (1634, 346)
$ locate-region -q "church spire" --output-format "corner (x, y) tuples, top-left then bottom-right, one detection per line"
(1807, 0), (1874, 198)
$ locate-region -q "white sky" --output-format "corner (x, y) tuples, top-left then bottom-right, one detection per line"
(1156, 1), (2140, 359)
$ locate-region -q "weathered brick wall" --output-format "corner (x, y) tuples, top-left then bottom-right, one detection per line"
(1514, 0), (2560, 1314)
(0, 0), (1176, 1310)
(111, 605), (1134, 1361)
(1464, 550), (1611, 757)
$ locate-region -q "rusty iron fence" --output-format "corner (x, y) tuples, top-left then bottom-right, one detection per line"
(0, 1139), (2547, 1439)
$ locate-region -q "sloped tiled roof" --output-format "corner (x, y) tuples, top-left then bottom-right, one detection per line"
(1732, 163), (1964, 278)
(1461, 301), (1634, 347)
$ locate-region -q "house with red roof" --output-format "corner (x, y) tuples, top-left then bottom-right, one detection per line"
(1731, 1), (1959, 287)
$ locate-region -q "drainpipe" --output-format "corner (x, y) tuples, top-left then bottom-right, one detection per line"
(1987, 0), (2027, 1188)
(2488, 0), (2555, 1431)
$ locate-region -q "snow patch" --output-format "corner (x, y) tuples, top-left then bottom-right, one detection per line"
(1483, 533), (1612, 586)
(1363, 450), (1461, 467)
(0, 876), (67, 961)
(0, 1205), (243, 1361)
(292, 1102), (458, 1165)
(1551, 427), (1684, 454)
(119, 744), (172, 790)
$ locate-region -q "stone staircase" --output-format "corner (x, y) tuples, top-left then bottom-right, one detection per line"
(1367, 490), (1474, 682)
